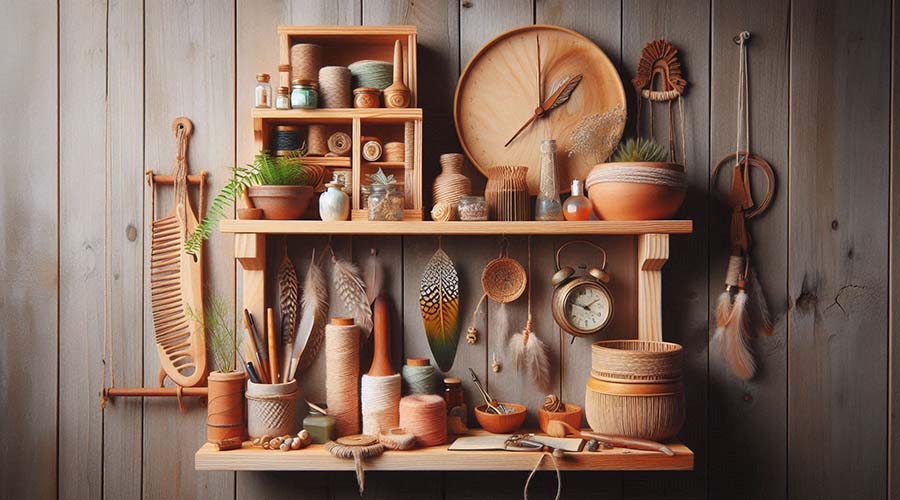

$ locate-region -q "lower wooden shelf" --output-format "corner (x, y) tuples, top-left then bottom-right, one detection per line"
(195, 430), (693, 472)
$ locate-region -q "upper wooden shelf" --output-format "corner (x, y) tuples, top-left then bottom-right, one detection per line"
(195, 430), (693, 472)
(220, 219), (693, 235)
(252, 108), (422, 123)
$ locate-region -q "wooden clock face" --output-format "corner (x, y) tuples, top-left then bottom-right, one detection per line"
(454, 25), (626, 195)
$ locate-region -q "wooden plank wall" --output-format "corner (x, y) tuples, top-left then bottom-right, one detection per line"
(0, 1), (896, 499)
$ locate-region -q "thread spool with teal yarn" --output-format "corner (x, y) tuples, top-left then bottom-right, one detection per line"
(401, 358), (436, 395)
(348, 60), (393, 91)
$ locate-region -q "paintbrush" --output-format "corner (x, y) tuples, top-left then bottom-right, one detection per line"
(267, 308), (279, 384)
(242, 309), (269, 384)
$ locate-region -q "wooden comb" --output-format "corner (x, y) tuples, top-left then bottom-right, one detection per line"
(149, 117), (207, 387)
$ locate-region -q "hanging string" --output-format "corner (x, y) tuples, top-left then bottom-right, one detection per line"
(735, 31), (751, 161)
(523, 451), (562, 500)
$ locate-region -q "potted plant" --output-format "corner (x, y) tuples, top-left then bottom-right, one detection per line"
(188, 296), (246, 443)
(584, 137), (687, 220)
(366, 168), (404, 221)
(184, 150), (315, 256)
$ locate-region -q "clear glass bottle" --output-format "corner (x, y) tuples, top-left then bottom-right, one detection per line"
(290, 79), (319, 109)
(535, 139), (563, 221)
(275, 86), (291, 110)
(443, 377), (467, 416)
(367, 184), (404, 221)
(562, 179), (593, 221)
(254, 73), (272, 108)
(458, 195), (488, 221)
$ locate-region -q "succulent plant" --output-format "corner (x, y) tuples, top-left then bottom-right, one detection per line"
(367, 168), (396, 186)
(612, 137), (669, 163)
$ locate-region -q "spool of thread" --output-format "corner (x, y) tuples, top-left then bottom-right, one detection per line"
(362, 140), (383, 162)
(399, 394), (447, 447)
(328, 131), (352, 156)
(325, 318), (360, 437)
(270, 125), (302, 152)
(401, 358), (436, 395)
(348, 60), (394, 90)
(378, 427), (417, 450)
(383, 142), (405, 163)
(360, 373), (401, 436)
(404, 122), (415, 208)
(319, 66), (352, 108)
(291, 43), (323, 83)
(307, 124), (329, 156)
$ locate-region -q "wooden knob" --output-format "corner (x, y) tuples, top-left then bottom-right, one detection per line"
(331, 317), (354, 326)
(406, 357), (430, 366)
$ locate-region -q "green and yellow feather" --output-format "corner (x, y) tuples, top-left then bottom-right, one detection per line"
(419, 248), (461, 372)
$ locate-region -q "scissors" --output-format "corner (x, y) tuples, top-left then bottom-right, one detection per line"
(504, 434), (546, 452)
(712, 151), (776, 256)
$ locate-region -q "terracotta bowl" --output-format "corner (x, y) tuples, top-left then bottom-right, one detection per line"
(474, 403), (527, 434)
(537, 403), (583, 434)
(585, 162), (686, 220)
(247, 185), (313, 220)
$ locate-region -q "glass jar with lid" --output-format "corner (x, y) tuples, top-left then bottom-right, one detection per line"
(254, 73), (272, 108)
(458, 195), (488, 221)
(291, 79), (319, 109)
(367, 184), (404, 221)
(275, 86), (291, 110)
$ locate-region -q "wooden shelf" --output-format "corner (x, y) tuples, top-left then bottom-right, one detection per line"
(300, 156), (351, 168)
(220, 219), (693, 235)
(195, 430), (693, 472)
(253, 108), (422, 124)
(363, 160), (405, 169)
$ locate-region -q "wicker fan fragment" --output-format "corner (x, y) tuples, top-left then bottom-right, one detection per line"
(632, 39), (687, 99)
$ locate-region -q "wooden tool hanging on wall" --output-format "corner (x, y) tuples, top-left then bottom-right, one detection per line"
(149, 117), (208, 387)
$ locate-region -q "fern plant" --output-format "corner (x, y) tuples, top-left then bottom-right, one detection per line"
(185, 149), (309, 256)
(612, 137), (669, 163)
(186, 295), (236, 373)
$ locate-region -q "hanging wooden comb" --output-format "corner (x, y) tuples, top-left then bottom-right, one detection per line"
(149, 117), (208, 387)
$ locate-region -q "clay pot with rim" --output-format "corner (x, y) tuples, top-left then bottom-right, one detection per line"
(247, 185), (313, 220)
(207, 371), (247, 442)
(584, 162), (686, 220)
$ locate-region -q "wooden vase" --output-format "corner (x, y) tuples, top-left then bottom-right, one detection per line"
(383, 40), (411, 108)
(432, 153), (471, 207)
(368, 296), (394, 376)
(485, 166), (529, 221)
(207, 371), (246, 442)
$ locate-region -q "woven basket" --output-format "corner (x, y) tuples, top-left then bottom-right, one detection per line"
(481, 256), (526, 303)
(584, 377), (684, 441)
(590, 340), (682, 383)
(246, 380), (301, 438)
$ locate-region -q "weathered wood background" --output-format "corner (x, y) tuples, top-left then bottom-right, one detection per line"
(1, 0), (896, 498)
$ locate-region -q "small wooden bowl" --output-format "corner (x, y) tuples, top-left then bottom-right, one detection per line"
(537, 403), (583, 434)
(474, 403), (526, 434)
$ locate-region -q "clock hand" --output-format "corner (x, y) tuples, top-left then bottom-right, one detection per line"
(504, 73), (584, 148)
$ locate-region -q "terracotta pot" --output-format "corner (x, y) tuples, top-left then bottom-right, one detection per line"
(537, 403), (583, 434)
(474, 403), (526, 434)
(585, 162), (686, 220)
(207, 371), (246, 442)
(247, 185), (313, 220)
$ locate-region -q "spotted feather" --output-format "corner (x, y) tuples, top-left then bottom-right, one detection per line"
(419, 248), (461, 372)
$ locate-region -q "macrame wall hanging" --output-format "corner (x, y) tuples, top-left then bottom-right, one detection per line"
(632, 39), (688, 165)
(710, 31), (777, 381)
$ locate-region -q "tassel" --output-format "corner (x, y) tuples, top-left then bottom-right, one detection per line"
(721, 288), (755, 380)
(496, 303), (511, 342)
(748, 266), (773, 337)
(713, 290), (733, 341)
(509, 324), (552, 393)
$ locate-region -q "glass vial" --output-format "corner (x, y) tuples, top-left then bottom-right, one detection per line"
(562, 179), (593, 221)
(254, 73), (272, 108)
(535, 139), (563, 221)
(275, 86), (291, 110)
(291, 79), (319, 109)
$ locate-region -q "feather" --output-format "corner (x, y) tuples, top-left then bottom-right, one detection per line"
(419, 248), (461, 372)
(722, 290), (755, 380)
(713, 290), (732, 340)
(289, 252), (330, 379)
(546, 74), (583, 111)
(333, 257), (373, 338)
(509, 329), (552, 393)
(495, 303), (511, 342)
(748, 266), (774, 337)
(277, 251), (300, 381)
(364, 250), (384, 304)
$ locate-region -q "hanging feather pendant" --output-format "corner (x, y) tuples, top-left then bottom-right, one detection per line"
(717, 288), (755, 380)
(748, 266), (773, 337)
(333, 257), (373, 338)
(419, 247), (461, 372)
(289, 251), (329, 380)
(509, 327), (551, 393)
(277, 250), (300, 382)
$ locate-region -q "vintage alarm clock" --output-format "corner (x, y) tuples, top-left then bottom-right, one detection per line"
(551, 240), (613, 337)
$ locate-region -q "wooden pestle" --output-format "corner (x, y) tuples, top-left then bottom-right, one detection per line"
(545, 420), (675, 456)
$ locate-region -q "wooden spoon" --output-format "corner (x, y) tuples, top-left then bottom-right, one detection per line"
(545, 420), (675, 457)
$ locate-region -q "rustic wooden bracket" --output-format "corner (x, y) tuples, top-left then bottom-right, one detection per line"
(637, 234), (669, 342)
(236, 233), (267, 344)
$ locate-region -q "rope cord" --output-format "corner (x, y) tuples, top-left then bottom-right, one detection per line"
(523, 451), (562, 500)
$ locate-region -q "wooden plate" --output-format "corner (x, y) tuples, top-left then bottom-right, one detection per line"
(454, 25), (626, 195)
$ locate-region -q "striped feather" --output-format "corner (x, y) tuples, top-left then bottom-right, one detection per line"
(419, 248), (461, 372)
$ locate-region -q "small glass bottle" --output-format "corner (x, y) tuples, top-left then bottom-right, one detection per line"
(302, 405), (336, 444)
(443, 377), (467, 416)
(275, 86), (291, 110)
(535, 139), (563, 221)
(458, 195), (488, 221)
(254, 73), (272, 108)
(291, 79), (319, 109)
(562, 179), (593, 221)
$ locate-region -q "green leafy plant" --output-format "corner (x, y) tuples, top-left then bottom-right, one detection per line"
(367, 168), (396, 186)
(187, 295), (237, 373)
(185, 149), (309, 256)
(612, 137), (669, 163)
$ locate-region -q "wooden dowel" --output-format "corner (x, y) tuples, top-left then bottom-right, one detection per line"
(104, 387), (209, 397)
(146, 171), (208, 185)
(267, 307), (278, 383)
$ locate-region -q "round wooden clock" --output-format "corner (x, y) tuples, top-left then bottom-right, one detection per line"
(454, 25), (626, 195)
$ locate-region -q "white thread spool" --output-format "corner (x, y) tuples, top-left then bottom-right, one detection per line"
(360, 373), (401, 436)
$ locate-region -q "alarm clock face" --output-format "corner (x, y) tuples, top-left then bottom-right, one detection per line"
(565, 283), (612, 333)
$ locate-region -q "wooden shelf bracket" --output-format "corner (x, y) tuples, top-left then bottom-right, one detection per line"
(637, 233), (669, 342)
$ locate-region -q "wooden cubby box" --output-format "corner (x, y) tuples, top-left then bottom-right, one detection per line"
(277, 25), (418, 106)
